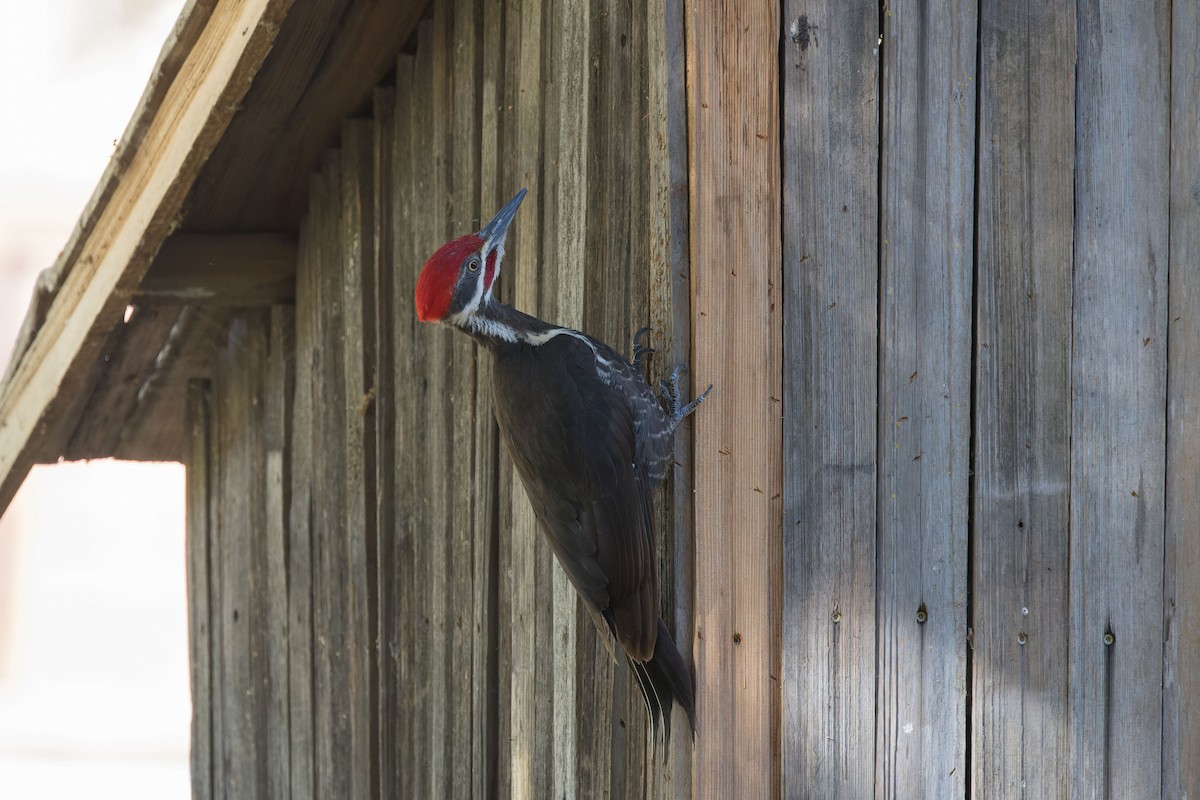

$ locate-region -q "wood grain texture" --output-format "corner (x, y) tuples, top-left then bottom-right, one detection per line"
(370, 84), (398, 800)
(61, 305), (205, 460)
(265, 307), (293, 800)
(780, 2), (879, 797)
(185, 380), (213, 800)
(1163, 0), (1200, 794)
(971, 2), (1074, 796)
(339, 119), (379, 800)
(685, 1), (782, 797)
(192, 311), (292, 800)
(875, 1), (976, 796)
(1069, 1), (1171, 796)
(548, 1), (586, 795)
(417, 13), (455, 796)
(184, 0), (425, 230)
(387, 53), (423, 799)
(288, 199), (318, 800)
(214, 312), (274, 800)
(312, 158), (351, 800)
(136, 234), (297, 306)
(446, 3), (482, 794)
(646, 0), (695, 790)
(470, 0), (505, 787)
(477, 3), (514, 795)
(501, 0), (550, 795)
(182, 1), (703, 797)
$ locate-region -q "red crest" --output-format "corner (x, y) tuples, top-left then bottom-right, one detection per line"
(415, 234), (484, 321)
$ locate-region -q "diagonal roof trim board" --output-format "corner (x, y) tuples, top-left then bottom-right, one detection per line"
(0, 0), (295, 515)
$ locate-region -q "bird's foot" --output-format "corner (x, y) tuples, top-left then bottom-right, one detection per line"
(631, 326), (655, 374)
(660, 364), (713, 429)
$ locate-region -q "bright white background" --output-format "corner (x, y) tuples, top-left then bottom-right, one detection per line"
(0, 1), (191, 798)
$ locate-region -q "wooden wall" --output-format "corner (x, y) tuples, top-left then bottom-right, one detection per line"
(185, 0), (695, 797)
(182, 0), (1200, 798)
(781, 0), (1198, 798)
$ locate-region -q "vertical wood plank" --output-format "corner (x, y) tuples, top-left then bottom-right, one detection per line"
(874, 1), (975, 796)
(1069, 1), (1170, 796)
(631, 0), (657, 782)
(972, 1), (1074, 795)
(209, 384), (226, 800)
(371, 84), (398, 800)
(217, 318), (249, 800)
(646, 0), (695, 791)
(469, 9), (504, 792)
(1163, 0), (1200, 794)
(313, 158), (351, 800)
(264, 307), (293, 800)
(387, 53), (422, 798)
(340, 119), (378, 800)
(780, 2), (879, 797)
(185, 379), (214, 800)
(447, 2), (482, 794)
(546, 1), (587, 795)
(478, 3), (512, 798)
(215, 313), (272, 800)
(427, 10), (455, 796)
(501, 0), (549, 795)
(410, 20), (445, 799)
(685, 0), (782, 797)
(288, 186), (319, 800)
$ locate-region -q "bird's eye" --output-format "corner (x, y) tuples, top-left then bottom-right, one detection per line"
(468, 258), (481, 272)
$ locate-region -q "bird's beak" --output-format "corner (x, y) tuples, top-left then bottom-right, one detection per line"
(479, 188), (527, 256)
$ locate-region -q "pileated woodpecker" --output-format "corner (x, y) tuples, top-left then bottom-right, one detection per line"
(415, 189), (709, 744)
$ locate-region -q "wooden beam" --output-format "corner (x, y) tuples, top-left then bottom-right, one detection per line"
(686, 0), (782, 797)
(136, 233), (297, 306)
(0, 0), (293, 515)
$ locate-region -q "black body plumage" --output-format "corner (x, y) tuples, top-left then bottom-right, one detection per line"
(416, 189), (706, 747)
(472, 305), (696, 742)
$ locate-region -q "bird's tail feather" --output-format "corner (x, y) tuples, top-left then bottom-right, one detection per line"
(630, 619), (696, 753)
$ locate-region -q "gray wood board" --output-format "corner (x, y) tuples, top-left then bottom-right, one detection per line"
(972, 1), (1075, 795)
(1069, 1), (1171, 796)
(1164, 0), (1200, 794)
(875, 1), (976, 796)
(185, 380), (213, 800)
(780, 1), (880, 797)
(288, 196), (319, 800)
(340, 119), (379, 800)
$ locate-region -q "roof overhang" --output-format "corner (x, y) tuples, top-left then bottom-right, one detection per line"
(0, 0), (427, 514)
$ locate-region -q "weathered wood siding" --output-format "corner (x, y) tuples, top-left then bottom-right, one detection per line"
(781, 1), (1196, 798)
(1164, 3), (1200, 799)
(686, 1), (783, 797)
(185, 1), (693, 797)
(182, 0), (1200, 797)
(185, 310), (293, 800)
(972, 1), (1075, 795)
(781, 1), (879, 796)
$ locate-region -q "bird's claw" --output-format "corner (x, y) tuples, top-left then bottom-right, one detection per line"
(662, 364), (713, 429)
(631, 326), (655, 373)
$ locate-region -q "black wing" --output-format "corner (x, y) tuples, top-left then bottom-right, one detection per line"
(491, 334), (659, 661)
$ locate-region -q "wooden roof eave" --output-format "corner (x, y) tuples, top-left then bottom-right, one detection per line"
(0, 0), (294, 514)
(0, 0), (429, 516)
